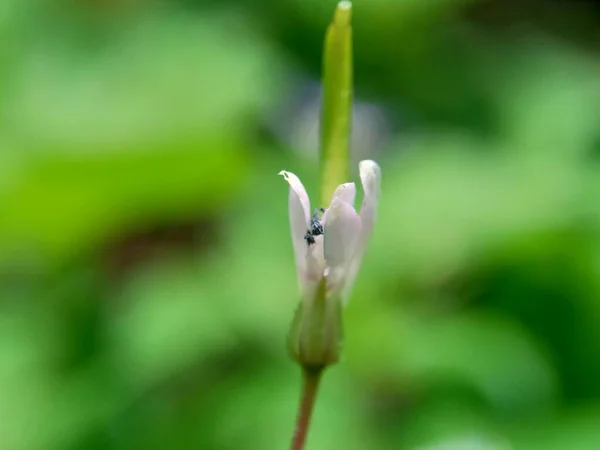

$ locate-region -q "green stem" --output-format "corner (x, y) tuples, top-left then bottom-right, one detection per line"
(290, 367), (324, 450)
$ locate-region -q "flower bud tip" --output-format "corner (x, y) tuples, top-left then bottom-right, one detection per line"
(334, 1), (352, 27)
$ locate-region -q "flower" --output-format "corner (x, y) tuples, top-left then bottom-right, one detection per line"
(279, 160), (381, 304)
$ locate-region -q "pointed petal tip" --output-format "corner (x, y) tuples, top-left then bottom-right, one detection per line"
(338, 182), (356, 191)
(333, 182), (354, 191)
(330, 182), (356, 205)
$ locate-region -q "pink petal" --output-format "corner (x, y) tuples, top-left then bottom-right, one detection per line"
(278, 170), (311, 226)
(330, 182), (356, 208)
(324, 200), (362, 298)
(342, 160), (381, 302)
(279, 170), (312, 292)
(305, 235), (327, 291)
(321, 182), (356, 226)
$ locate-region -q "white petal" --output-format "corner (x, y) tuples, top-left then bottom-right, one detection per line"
(306, 235), (327, 282)
(278, 170), (311, 226)
(279, 170), (312, 292)
(324, 200), (362, 297)
(324, 201), (361, 268)
(359, 160), (381, 225)
(329, 182), (356, 207)
(342, 160), (382, 302)
(295, 235), (326, 303)
(321, 182), (356, 227)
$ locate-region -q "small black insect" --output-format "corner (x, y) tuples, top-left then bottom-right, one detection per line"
(304, 208), (326, 246)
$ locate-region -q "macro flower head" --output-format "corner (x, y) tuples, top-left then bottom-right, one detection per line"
(279, 160), (381, 305)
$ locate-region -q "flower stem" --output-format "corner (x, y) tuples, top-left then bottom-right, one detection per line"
(290, 367), (324, 450)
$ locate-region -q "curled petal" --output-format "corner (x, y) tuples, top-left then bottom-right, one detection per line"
(278, 170), (311, 226)
(330, 182), (356, 208)
(358, 160), (381, 236)
(324, 200), (362, 297)
(321, 182), (356, 227)
(342, 160), (382, 302)
(279, 170), (312, 292)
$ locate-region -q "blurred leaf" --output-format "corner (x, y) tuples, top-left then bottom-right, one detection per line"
(110, 261), (237, 391)
(506, 406), (600, 450)
(0, 146), (245, 261)
(490, 38), (600, 159)
(347, 309), (558, 412)
(1, 11), (282, 147)
(0, 10), (287, 262)
(369, 141), (582, 286)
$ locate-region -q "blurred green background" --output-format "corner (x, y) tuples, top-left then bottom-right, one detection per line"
(2, 0), (600, 449)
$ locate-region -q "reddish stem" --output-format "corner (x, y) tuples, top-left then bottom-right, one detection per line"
(290, 367), (323, 450)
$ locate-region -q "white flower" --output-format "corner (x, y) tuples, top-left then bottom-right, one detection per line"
(279, 160), (381, 303)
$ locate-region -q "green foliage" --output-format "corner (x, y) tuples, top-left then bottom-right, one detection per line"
(2, 1), (600, 449)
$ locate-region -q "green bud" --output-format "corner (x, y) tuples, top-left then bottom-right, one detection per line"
(320, 1), (353, 207)
(288, 278), (344, 370)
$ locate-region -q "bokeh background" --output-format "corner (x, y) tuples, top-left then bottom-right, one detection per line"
(2, 0), (600, 449)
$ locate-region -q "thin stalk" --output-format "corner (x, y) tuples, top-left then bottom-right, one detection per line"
(290, 367), (324, 450)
